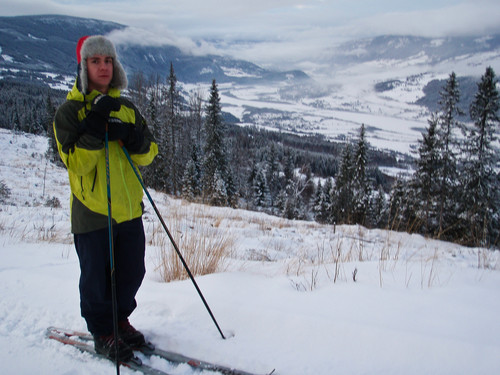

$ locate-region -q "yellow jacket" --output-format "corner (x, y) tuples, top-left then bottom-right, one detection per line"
(54, 82), (158, 233)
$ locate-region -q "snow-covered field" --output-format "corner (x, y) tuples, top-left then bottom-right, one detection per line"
(1, 128), (499, 375)
(185, 48), (500, 156)
(187, 76), (431, 155)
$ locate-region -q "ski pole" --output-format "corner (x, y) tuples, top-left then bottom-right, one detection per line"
(105, 126), (121, 374)
(119, 142), (227, 340)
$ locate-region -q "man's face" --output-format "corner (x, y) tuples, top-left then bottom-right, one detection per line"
(86, 54), (114, 93)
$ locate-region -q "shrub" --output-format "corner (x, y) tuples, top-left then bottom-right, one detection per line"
(0, 180), (11, 204)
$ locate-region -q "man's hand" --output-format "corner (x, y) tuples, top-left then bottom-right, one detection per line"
(108, 119), (145, 152)
(92, 95), (121, 118)
(78, 96), (121, 140)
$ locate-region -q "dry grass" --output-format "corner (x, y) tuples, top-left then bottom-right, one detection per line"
(152, 205), (235, 282)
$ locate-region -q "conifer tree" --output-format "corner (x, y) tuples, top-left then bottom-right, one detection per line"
(145, 77), (169, 191)
(45, 92), (60, 165)
(462, 66), (500, 246)
(313, 179), (332, 224)
(322, 177), (334, 223)
(181, 142), (203, 201)
(370, 185), (387, 228)
(435, 72), (463, 238)
(165, 63), (182, 195)
(187, 89), (205, 148)
(352, 124), (371, 225)
(283, 149), (295, 183)
(281, 179), (301, 220)
(387, 177), (411, 231)
(181, 159), (198, 202)
(266, 143), (281, 205)
(332, 143), (355, 224)
(411, 113), (441, 235)
(202, 79), (234, 206)
(252, 166), (271, 209)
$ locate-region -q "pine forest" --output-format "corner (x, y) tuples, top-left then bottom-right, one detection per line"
(1, 64), (499, 249)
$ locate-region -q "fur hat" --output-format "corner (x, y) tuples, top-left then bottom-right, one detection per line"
(76, 35), (128, 93)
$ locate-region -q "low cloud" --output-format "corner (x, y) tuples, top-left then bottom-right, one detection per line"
(4, 0), (500, 73)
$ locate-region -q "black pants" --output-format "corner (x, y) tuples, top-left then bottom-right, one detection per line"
(74, 217), (146, 336)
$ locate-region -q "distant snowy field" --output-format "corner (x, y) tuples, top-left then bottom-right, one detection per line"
(189, 76), (431, 155)
(1, 128), (499, 375)
(185, 48), (500, 156)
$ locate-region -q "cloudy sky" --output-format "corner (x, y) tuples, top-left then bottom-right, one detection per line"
(3, 0), (500, 70)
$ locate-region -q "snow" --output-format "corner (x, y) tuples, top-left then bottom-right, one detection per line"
(220, 67), (261, 79)
(1, 128), (500, 375)
(183, 46), (500, 157)
(2, 54), (14, 63)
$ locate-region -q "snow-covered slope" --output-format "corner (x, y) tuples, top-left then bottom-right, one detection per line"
(212, 43), (500, 155)
(1, 129), (499, 374)
(2, 16), (500, 155)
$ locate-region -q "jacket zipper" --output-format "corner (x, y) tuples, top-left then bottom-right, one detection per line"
(80, 176), (85, 200)
(91, 168), (97, 192)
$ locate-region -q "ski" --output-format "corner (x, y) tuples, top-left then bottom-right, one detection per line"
(46, 327), (170, 375)
(144, 347), (274, 375)
(47, 327), (275, 375)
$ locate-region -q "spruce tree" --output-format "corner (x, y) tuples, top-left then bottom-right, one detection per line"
(252, 166), (271, 209)
(181, 142), (203, 201)
(411, 113), (441, 235)
(166, 63), (182, 195)
(181, 159), (198, 202)
(370, 185), (387, 228)
(352, 124), (371, 225)
(322, 177), (334, 224)
(313, 179), (332, 224)
(435, 72), (463, 239)
(332, 143), (355, 224)
(145, 80), (169, 192)
(388, 177), (411, 231)
(202, 79), (234, 206)
(45, 92), (60, 165)
(281, 179), (301, 220)
(266, 143), (281, 205)
(462, 67), (500, 246)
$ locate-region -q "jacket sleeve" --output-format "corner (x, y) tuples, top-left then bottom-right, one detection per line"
(128, 106), (158, 167)
(53, 101), (104, 176)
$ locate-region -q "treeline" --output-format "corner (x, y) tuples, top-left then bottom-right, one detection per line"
(2, 64), (498, 248)
(123, 65), (401, 222)
(126, 65), (499, 248)
(0, 79), (66, 135)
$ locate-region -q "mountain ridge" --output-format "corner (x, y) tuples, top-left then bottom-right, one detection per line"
(0, 14), (308, 85)
(1, 14), (499, 155)
(332, 34), (500, 66)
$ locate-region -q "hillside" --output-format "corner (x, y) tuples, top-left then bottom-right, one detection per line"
(1, 129), (499, 374)
(1, 15), (499, 155)
(0, 15), (307, 85)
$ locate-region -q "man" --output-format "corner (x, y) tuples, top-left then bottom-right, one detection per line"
(53, 35), (158, 361)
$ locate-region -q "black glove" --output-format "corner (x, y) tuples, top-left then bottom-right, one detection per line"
(78, 95), (121, 140)
(91, 95), (121, 118)
(108, 118), (145, 152)
(107, 118), (129, 141)
(124, 125), (145, 152)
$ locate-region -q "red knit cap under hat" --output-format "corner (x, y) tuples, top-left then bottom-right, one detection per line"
(76, 35), (90, 64)
(76, 35), (128, 93)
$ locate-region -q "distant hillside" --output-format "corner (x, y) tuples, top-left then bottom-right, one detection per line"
(0, 15), (123, 76)
(1, 14), (498, 157)
(0, 15), (309, 86)
(415, 76), (479, 116)
(332, 34), (500, 66)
